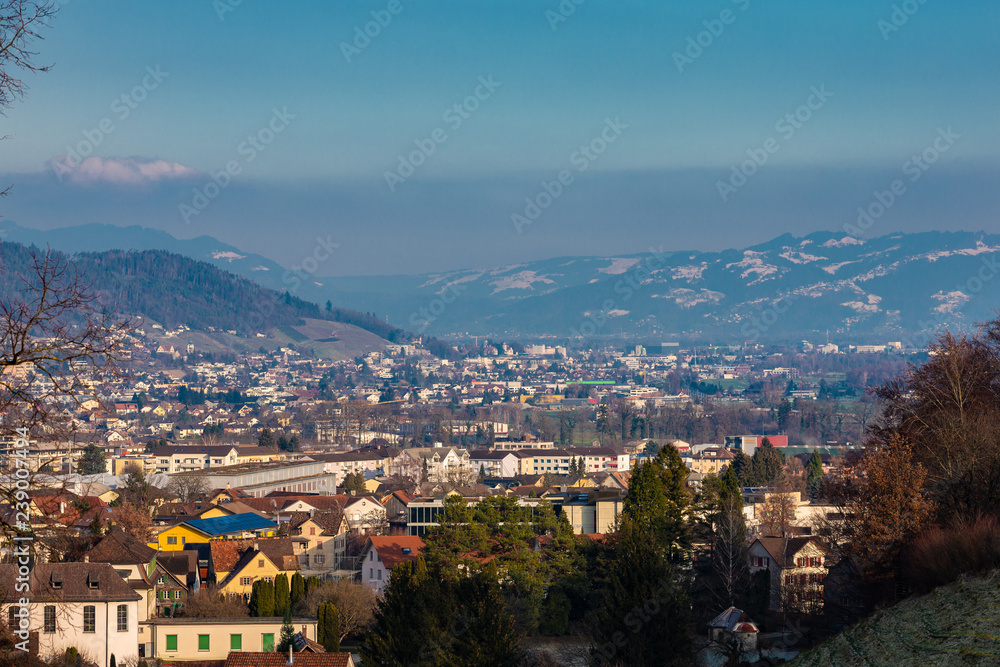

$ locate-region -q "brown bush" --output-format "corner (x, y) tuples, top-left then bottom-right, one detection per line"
(904, 516), (1000, 594)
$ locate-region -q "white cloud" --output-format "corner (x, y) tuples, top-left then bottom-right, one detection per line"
(51, 156), (199, 185)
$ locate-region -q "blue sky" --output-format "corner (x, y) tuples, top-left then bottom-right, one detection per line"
(1, 0), (998, 274)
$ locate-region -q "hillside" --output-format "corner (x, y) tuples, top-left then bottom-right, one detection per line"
(0, 242), (453, 359)
(791, 572), (1000, 666)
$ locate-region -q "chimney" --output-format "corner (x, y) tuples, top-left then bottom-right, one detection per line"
(287, 643), (294, 666)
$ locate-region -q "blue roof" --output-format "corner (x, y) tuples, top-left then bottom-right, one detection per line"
(183, 513), (277, 536)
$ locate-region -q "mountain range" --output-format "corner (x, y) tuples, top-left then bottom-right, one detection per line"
(4, 221), (999, 344)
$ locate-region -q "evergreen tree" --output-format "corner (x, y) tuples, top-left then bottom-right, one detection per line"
(77, 443), (107, 475)
(249, 579), (275, 617)
(731, 449), (753, 487)
(751, 439), (785, 487)
(318, 602), (341, 652)
(290, 573), (305, 610)
(277, 607), (296, 652)
(591, 518), (690, 666)
(273, 573), (289, 617)
(258, 427), (276, 449)
(806, 449), (824, 498)
(362, 559), (521, 666)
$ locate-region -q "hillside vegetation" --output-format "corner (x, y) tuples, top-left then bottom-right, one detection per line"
(791, 572), (1000, 666)
(0, 242), (455, 357)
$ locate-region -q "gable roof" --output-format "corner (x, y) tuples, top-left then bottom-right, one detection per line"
(86, 528), (157, 565)
(0, 563), (142, 602)
(211, 537), (297, 574)
(183, 512), (277, 536)
(365, 536), (425, 569)
(752, 536), (831, 568)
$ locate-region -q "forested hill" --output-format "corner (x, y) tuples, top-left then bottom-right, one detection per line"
(0, 242), (455, 357)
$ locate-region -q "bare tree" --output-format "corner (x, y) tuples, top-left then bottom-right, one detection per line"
(1, 1), (57, 200)
(712, 493), (750, 607)
(166, 475), (210, 503)
(181, 585), (249, 618)
(110, 501), (152, 543)
(757, 493), (797, 537)
(302, 578), (376, 641)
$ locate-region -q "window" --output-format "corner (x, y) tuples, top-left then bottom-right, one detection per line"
(370, 568), (374, 578)
(166, 635), (178, 651)
(117, 604), (128, 632)
(231, 634), (242, 650)
(262, 633), (275, 652)
(258, 559), (265, 568)
(369, 551), (374, 561)
(264, 577), (272, 583)
(310, 527), (316, 535)
(167, 536), (177, 545)
(241, 577), (252, 586)
(157, 576), (165, 585)
(83, 606), (95, 633)
(318, 540), (323, 550)
(313, 555), (324, 565)
(172, 591), (182, 599)
(44, 606), (55, 633)
(377, 569), (382, 580)
(198, 634), (210, 651)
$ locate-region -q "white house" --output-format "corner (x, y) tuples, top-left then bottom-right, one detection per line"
(0, 562), (141, 667)
(344, 496), (387, 533)
(468, 450), (519, 478)
(358, 536), (425, 594)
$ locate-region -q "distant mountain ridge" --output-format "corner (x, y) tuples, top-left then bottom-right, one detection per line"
(5, 221), (999, 343)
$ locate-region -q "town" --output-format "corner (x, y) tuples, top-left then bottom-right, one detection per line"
(0, 326), (918, 665)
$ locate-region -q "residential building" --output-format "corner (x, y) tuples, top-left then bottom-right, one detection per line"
(146, 616), (318, 660)
(358, 536), (425, 594)
(156, 513), (278, 551)
(0, 563), (141, 667)
(747, 536), (832, 611)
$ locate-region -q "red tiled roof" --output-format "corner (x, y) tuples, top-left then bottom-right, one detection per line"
(367, 536), (425, 569)
(224, 652), (352, 667)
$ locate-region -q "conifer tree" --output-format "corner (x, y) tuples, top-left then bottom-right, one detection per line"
(290, 573), (305, 610)
(277, 607), (296, 652)
(274, 573), (289, 616)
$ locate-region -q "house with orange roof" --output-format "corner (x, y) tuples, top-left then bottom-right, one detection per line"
(358, 536), (425, 594)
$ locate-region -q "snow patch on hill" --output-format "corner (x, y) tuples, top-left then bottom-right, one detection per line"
(932, 290), (970, 313)
(597, 258), (640, 275)
(211, 251), (244, 261)
(726, 251), (780, 284)
(822, 236), (865, 248)
(490, 271), (555, 294)
(780, 250), (828, 264)
(654, 288), (725, 308)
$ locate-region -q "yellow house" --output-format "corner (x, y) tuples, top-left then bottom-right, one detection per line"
(217, 547), (299, 599)
(155, 513), (278, 551)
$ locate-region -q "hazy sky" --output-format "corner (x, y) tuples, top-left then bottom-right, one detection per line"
(1, 0), (998, 274)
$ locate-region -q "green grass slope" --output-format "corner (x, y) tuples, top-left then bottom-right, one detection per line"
(791, 572), (1000, 666)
